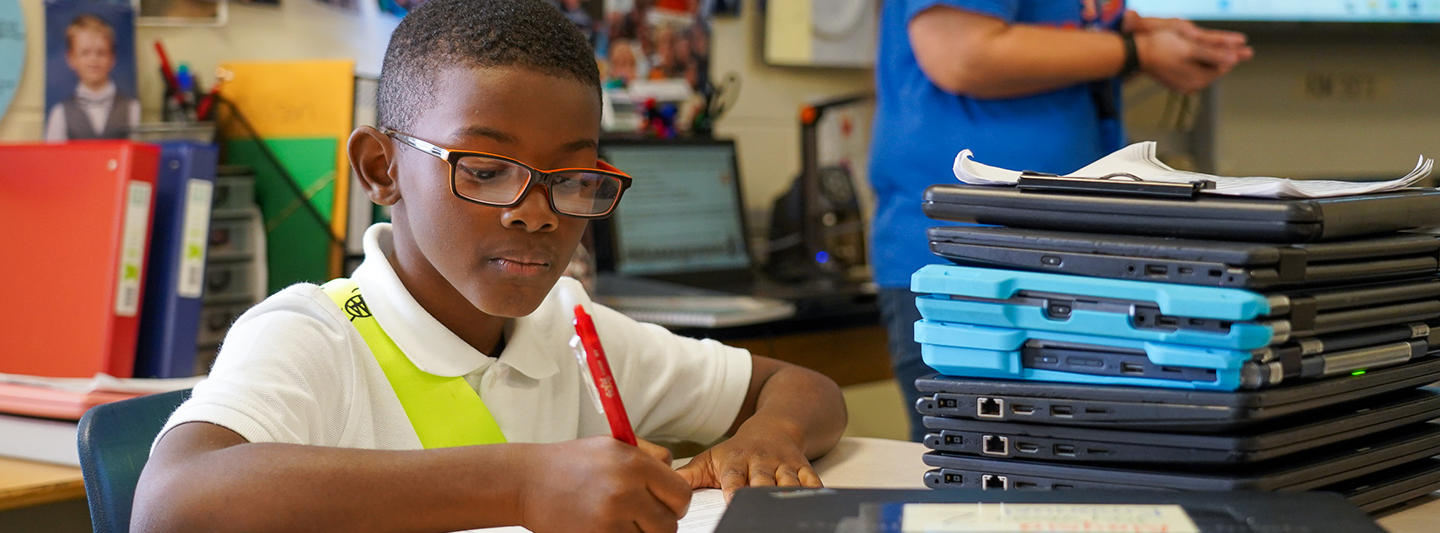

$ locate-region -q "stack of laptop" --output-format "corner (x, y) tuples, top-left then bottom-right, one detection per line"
(911, 183), (1440, 512)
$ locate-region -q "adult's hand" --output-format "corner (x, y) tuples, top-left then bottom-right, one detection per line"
(1135, 28), (1248, 94)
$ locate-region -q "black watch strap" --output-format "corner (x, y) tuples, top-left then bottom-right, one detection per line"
(1119, 32), (1140, 79)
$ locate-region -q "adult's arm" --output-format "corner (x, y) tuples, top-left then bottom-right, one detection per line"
(909, 6), (1247, 98)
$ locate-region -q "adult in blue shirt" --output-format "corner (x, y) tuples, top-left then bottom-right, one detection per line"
(870, 0), (1253, 441)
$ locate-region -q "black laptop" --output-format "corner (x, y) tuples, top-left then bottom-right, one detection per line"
(922, 184), (1440, 242)
(921, 388), (1440, 464)
(593, 139), (873, 312)
(928, 226), (1440, 289)
(913, 357), (1440, 431)
(923, 421), (1440, 492)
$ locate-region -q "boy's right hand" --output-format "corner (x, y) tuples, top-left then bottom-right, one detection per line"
(520, 436), (692, 533)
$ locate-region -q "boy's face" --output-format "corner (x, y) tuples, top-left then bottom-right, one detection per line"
(389, 66), (601, 318)
(67, 30), (115, 87)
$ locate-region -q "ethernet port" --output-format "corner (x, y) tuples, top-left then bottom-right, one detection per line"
(982, 435), (1010, 456)
(977, 397), (1005, 419)
(982, 475), (1009, 490)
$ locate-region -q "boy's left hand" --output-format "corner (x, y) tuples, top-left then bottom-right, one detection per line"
(674, 430), (822, 502)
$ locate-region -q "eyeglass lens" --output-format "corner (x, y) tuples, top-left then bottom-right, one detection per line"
(454, 156), (623, 216)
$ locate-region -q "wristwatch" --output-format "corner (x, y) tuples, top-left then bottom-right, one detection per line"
(1119, 32), (1141, 78)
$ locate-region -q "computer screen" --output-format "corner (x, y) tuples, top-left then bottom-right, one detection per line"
(599, 142), (752, 276)
(1129, 0), (1440, 23)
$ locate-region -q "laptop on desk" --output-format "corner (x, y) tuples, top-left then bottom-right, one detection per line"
(593, 139), (873, 328)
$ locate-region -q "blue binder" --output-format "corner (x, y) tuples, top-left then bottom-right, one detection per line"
(134, 142), (218, 378)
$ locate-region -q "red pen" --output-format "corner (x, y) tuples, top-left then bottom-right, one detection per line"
(153, 40), (185, 108)
(573, 304), (638, 446)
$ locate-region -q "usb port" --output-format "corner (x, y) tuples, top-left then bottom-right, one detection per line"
(1120, 363), (1145, 375)
(983, 435), (1009, 456)
(1145, 264), (1168, 277)
(977, 398), (1004, 419)
(1011, 404), (1035, 415)
(1050, 405), (1074, 417)
(1054, 444), (1076, 456)
(1158, 316), (1179, 327)
(982, 475), (1009, 490)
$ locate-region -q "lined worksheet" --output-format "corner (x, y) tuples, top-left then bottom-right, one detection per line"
(678, 489), (728, 533)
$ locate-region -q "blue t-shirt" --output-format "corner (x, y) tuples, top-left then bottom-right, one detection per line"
(868, 0), (1127, 288)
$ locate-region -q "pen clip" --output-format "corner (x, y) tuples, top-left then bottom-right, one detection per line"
(1017, 171), (1215, 198)
(572, 305), (638, 446)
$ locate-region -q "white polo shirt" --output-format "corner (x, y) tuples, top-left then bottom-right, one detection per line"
(157, 223), (753, 450)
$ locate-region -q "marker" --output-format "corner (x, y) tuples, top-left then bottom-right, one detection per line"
(573, 304), (637, 446)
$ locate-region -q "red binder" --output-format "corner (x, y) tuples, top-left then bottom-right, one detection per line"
(0, 142), (160, 378)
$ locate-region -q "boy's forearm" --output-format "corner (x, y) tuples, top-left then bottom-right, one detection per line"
(134, 426), (536, 533)
(737, 365), (846, 459)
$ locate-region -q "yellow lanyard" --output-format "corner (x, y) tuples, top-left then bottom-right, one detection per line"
(321, 278), (507, 448)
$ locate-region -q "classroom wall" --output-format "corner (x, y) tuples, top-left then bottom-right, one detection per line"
(0, 0), (396, 141)
(706, 0), (875, 213)
(6, 1), (1438, 196)
(1211, 40), (1440, 178)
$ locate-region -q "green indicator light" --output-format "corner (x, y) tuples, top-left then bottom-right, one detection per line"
(1351, 370), (1367, 376)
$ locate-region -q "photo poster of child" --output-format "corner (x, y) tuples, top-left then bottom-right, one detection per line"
(598, 0), (710, 93)
(43, 0), (139, 142)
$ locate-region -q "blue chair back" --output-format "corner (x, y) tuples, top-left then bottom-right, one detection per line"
(76, 389), (190, 533)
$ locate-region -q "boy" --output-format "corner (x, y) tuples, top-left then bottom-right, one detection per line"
(44, 14), (139, 141)
(131, 1), (847, 532)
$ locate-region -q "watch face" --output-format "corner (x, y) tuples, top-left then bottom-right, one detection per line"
(0, 0), (22, 125)
(818, 166), (855, 205)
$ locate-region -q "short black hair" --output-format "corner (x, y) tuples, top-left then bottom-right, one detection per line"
(377, 0), (601, 132)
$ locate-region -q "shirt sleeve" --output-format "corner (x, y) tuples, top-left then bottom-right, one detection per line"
(589, 301), (753, 445)
(153, 285), (361, 451)
(44, 105), (66, 142)
(907, 0), (1020, 24)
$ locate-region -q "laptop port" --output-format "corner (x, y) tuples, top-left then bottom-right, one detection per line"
(1053, 484), (1074, 490)
(1050, 405), (1074, 417)
(1145, 264), (1168, 277)
(983, 435), (1009, 456)
(982, 475), (1009, 490)
(938, 397), (958, 409)
(945, 473), (962, 484)
(1014, 481), (1038, 489)
(1011, 404), (1035, 415)
(1179, 267), (1194, 275)
(1016, 442), (1040, 453)
(944, 434), (962, 446)
(1120, 363), (1145, 375)
(977, 398), (1004, 418)
(1054, 444), (1076, 456)
(1087, 448), (1110, 455)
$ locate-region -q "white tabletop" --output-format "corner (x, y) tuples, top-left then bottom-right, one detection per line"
(807, 437), (1440, 533)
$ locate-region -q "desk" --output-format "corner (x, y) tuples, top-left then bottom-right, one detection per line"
(0, 457), (84, 512)
(806, 437), (1440, 533)
(673, 294), (891, 388)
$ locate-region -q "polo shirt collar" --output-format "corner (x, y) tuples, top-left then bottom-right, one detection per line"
(350, 223), (559, 380)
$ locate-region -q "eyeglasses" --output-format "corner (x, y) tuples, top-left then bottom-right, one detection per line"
(381, 127), (633, 219)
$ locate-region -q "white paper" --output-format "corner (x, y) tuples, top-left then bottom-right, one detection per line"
(461, 489), (727, 533)
(678, 489), (728, 533)
(0, 372), (203, 394)
(900, 503), (1200, 533)
(953, 141), (1434, 199)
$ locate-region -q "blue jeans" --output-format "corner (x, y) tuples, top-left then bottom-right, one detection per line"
(879, 287), (930, 442)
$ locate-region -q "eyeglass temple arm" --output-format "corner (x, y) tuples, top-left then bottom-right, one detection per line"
(381, 127), (449, 159)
